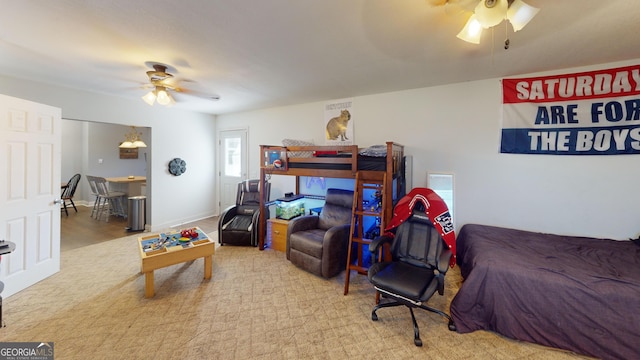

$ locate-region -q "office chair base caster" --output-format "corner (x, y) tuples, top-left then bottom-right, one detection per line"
(409, 307), (423, 347)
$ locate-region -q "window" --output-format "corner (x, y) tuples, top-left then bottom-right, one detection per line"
(223, 137), (241, 177)
(427, 172), (454, 220)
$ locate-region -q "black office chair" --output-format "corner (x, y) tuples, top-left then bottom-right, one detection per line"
(218, 179), (270, 246)
(368, 188), (457, 346)
(61, 173), (81, 216)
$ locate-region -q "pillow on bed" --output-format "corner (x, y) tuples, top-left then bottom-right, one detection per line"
(359, 145), (387, 157)
(282, 139), (314, 158)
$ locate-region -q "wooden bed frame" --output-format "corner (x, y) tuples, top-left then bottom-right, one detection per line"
(257, 141), (405, 250)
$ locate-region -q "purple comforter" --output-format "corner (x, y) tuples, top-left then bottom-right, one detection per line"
(450, 224), (640, 360)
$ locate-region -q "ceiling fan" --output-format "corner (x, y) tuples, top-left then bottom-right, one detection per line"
(141, 62), (220, 107)
(428, 0), (540, 45)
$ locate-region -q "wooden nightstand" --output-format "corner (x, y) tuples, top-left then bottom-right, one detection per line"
(267, 218), (289, 252)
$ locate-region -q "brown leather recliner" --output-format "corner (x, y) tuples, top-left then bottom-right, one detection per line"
(286, 188), (354, 278)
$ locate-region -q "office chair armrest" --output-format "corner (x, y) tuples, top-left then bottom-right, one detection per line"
(434, 249), (453, 295)
(437, 248), (453, 274)
(369, 234), (393, 254)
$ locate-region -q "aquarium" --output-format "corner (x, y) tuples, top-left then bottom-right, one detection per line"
(275, 195), (305, 220)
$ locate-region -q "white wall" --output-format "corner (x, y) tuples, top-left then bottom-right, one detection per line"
(61, 119), (84, 189)
(217, 59), (640, 240)
(1, 75), (217, 231)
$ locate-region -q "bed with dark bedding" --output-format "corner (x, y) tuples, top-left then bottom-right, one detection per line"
(450, 224), (640, 360)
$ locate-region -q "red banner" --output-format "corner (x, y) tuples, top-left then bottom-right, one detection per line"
(501, 64), (640, 155)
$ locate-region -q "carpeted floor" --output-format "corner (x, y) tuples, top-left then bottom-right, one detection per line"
(1, 231), (590, 360)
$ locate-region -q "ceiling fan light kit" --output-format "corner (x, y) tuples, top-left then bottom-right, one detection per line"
(155, 87), (175, 106)
(142, 86), (176, 107)
(455, 0), (539, 45)
(141, 63), (179, 107)
(506, 0), (540, 32)
(474, 0), (508, 28)
(141, 90), (157, 106)
(119, 126), (147, 149)
(456, 14), (483, 44)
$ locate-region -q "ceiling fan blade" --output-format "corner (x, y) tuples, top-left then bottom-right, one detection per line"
(427, 0), (477, 13)
(177, 87), (221, 101)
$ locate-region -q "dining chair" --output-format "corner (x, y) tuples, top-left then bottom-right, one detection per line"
(89, 176), (127, 222)
(86, 176), (101, 219)
(61, 173), (81, 216)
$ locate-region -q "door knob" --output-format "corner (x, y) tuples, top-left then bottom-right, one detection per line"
(53, 199), (63, 205)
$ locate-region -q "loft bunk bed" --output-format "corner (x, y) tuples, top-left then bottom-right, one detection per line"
(257, 141), (406, 250)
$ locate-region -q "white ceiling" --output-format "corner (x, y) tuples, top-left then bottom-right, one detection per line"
(1, 0), (638, 115)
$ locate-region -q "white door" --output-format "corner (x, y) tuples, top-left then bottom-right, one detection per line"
(219, 129), (247, 211)
(0, 94), (61, 298)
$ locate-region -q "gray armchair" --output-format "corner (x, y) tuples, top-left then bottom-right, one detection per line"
(286, 188), (354, 278)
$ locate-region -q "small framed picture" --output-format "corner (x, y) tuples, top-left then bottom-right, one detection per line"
(119, 147), (138, 159)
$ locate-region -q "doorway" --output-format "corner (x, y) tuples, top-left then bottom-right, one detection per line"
(218, 129), (247, 212)
(61, 119), (151, 250)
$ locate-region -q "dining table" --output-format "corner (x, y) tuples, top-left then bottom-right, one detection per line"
(105, 176), (147, 197)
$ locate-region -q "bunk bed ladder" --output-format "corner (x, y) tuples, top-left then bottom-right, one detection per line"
(344, 170), (387, 295)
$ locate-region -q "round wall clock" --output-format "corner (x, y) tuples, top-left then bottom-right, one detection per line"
(168, 158), (186, 176)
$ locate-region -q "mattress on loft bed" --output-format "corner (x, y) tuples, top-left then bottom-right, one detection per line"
(287, 154), (388, 171)
(288, 144), (392, 171)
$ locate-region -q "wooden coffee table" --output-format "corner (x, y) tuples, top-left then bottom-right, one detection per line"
(137, 227), (215, 298)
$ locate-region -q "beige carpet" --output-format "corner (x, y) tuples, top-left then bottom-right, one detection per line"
(1, 232), (590, 360)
